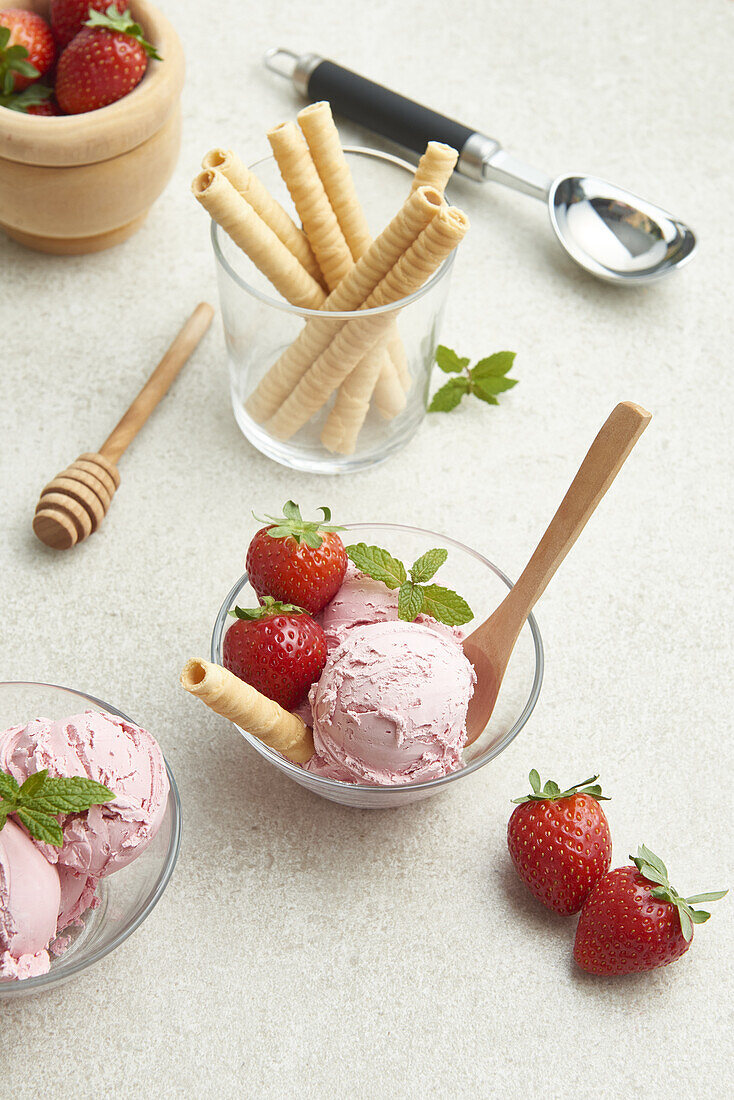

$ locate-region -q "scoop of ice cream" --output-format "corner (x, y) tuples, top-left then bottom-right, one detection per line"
(0, 819), (60, 980)
(306, 620), (476, 785)
(0, 711), (169, 879)
(56, 867), (99, 931)
(319, 564), (464, 651)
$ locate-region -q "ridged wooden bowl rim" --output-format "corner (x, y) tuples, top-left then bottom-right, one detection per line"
(0, 0), (184, 167)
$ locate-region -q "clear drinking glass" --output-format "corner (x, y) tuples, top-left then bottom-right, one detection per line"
(211, 148), (458, 474)
(0, 682), (181, 997)
(210, 524), (544, 809)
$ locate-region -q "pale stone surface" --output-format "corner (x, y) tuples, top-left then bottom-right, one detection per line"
(1, 0), (732, 1096)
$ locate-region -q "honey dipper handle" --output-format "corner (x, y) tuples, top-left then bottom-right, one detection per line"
(100, 302), (215, 464)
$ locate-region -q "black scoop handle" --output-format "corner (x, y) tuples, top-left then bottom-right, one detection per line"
(307, 60), (476, 157)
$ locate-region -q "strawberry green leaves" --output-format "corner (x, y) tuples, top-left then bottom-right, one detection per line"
(229, 595), (307, 620)
(512, 770), (611, 805)
(630, 845), (728, 942)
(345, 543), (473, 626)
(254, 500), (344, 550)
(85, 5), (162, 59)
(429, 346), (518, 413)
(0, 769), (115, 848)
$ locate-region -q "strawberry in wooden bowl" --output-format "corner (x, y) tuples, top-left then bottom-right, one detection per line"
(0, 0), (183, 253)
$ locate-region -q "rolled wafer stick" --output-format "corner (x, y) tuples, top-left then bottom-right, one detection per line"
(298, 101), (372, 262)
(268, 205), (469, 442)
(202, 147), (325, 289)
(268, 121), (353, 291)
(180, 658), (315, 765)
(245, 186), (443, 423)
(411, 141), (459, 195)
(192, 169), (326, 311)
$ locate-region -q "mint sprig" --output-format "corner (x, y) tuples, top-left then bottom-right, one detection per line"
(85, 5), (162, 59)
(229, 594), (307, 620)
(429, 346), (518, 413)
(345, 543), (473, 626)
(0, 769), (115, 848)
(254, 500), (345, 550)
(0, 25), (41, 97)
(630, 845), (728, 943)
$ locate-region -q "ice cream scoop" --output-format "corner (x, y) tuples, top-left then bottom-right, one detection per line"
(0, 711), (169, 878)
(0, 820), (61, 981)
(307, 620), (476, 784)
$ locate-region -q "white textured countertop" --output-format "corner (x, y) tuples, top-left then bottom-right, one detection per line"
(2, 0), (733, 1095)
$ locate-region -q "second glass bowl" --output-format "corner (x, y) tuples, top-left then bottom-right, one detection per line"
(211, 524), (543, 808)
(0, 681), (181, 998)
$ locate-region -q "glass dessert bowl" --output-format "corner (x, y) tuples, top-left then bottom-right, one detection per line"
(211, 523), (543, 808)
(0, 682), (181, 997)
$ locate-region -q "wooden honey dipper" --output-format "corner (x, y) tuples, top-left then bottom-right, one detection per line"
(33, 302), (215, 550)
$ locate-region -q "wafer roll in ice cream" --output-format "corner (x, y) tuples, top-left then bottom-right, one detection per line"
(268, 121), (353, 291)
(202, 148), (325, 288)
(191, 169), (326, 310)
(267, 204), (469, 444)
(181, 659), (315, 764)
(246, 186), (444, 424)
(298, 101), (373, 263)
(411, 141), (459, 195)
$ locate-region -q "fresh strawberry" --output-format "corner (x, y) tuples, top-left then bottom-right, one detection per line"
(574, 845), (727, 975)
(246, 501), (347, 615)
(0, 9), (55, 93)
(507, 770), (612, 916)
(223, 597), (328, 711)
(55, 5), (160, 115)
(50, 0), (125, 48)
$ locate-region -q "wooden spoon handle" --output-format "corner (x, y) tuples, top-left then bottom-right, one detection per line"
(100, 302), (215, 464)
(505, 401), (651, 619)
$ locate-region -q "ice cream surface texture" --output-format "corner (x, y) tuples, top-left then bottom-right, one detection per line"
(0, 711), (169, 879)
(0, 820), (61, 980)
(320, 564), (463, 650)
(305, 620), (476, 785)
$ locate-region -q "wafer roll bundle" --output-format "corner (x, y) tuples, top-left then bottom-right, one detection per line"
(180, 658), (314, 765)
(192, 105), (469, 455)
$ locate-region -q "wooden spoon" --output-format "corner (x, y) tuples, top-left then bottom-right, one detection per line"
(33, 302), (214, 550)
(464, 401), (651, 745)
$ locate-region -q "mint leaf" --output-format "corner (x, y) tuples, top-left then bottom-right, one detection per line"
(0, 806), (7, 832)
(15, 808), (64, 848)
(420, 584), (473, 626)
(0, 770), (19, 801)
(0, 27), (10, 50)
(471, 352), (516, 378)
(25, 777), (115, 815)
(410, 548), (447, 584)
(428, 377), (470, 412)
(472, 386), (498, 406)
(435, 345), (470, 373)
(18, 770), (48, 801)
(346, 544), (406, 589)
(473, 375), (518, 396)
(398, 581), (424, 622)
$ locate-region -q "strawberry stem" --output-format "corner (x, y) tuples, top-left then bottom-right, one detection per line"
(253, 500), (344, 549)
(84, 5), (162, 59)
(229, 595), (307, 621)
(630, 845), (727, 942)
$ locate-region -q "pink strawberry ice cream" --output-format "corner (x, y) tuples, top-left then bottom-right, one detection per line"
(0, 711), (169, 882)
(319, 564), (463, 651)
(0, 709), (170, 978)
(0, 820), (60, 980)
(304, 619), (476, 785)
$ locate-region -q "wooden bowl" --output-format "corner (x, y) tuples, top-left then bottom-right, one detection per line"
(0, 0), (184, 254)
